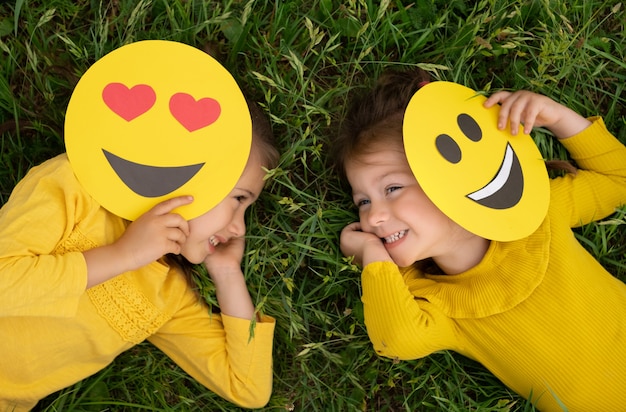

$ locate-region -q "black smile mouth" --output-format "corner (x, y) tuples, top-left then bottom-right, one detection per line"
(103, 149), (204, 197)
(466, 143), (524, 209)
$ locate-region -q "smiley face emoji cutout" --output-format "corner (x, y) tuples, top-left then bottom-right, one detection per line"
(65, 40), (251, 220)
(403, 81), (549, 241)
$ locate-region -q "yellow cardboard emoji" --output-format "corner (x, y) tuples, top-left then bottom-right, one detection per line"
(403, 81), (549, 241)
(65, 40), (251, 220)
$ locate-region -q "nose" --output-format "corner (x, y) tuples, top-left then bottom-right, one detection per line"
(228, 210), (246, 238)
(366, 201), (388, 227)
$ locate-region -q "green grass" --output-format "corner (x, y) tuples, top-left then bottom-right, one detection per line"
(1, 0), (625, 410)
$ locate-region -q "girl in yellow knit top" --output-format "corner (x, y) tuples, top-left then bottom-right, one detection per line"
(333, 68), (626, 411)
(0, 42), (279, 411)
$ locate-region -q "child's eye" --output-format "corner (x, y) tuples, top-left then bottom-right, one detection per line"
(235, 195), (247, 203)
(386, 186), (402, 194)
(356, 198), (370, 208)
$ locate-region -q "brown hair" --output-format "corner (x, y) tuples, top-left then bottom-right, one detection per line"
(167, 98), (279, 296)
(247, 98), (280, 171)
(333, 67), (431, 180)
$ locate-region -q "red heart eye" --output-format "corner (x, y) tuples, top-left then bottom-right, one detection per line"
(102, 84), (221, 131)
(102, 83), (156, 121)
(169, 93), (221, 132)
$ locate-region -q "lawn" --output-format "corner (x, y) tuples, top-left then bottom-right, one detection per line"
(1, 0), (625, 411)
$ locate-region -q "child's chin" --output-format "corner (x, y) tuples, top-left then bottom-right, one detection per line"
(392, 256), (415, 268)
(181, 253), (204, 265)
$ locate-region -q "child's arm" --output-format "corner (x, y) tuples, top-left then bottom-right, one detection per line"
(340, 222), (393, 267)
(361, 262), (457, 360)
(0, 156), (97, 317)
(341, 227), (457, 360)
(483, 90), (592, 139)
(83, 196), (192, 288)
(148, 291), (275, 408)
(0, 154), (194, 317)
(148, 236), (274, 408)
(484, 90), (626, 226)
(203, 236), (255, 320)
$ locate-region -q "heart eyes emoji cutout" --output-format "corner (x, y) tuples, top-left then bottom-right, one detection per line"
(102, 83), (156, 121)
(169, 93), (221, 132)
(102, 83), (221, 131)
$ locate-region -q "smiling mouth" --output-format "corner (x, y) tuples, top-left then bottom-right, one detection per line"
(103, 149), (204, 197)
(382, 230), (408, 244)
(466, 143), (524, 209)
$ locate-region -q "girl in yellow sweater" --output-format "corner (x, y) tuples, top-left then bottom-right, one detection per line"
(334, 68), (626, 411)
(0, 42), (279, 411)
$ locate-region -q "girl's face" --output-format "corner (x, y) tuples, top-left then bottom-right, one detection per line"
(346, 145), (476, 269)
(179, 149), (266, 264)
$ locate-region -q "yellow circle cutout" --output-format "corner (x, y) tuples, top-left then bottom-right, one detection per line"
(65, 40), (251, 220)
(403, 82), (549, 241)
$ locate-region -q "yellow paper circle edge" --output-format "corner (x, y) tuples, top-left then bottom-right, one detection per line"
(403, 81), (550, 241)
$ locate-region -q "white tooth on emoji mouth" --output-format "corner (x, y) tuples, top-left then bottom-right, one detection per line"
(209, 236), (218, 247)
(467, 143), (513, 201)
(383, 230), (407, 244)
(467, 143), (524, 210)
(465, 142), (524, 209)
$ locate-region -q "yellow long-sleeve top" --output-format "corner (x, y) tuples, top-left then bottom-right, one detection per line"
(0, 154), (274, 411)
(361, 118), (626, 411)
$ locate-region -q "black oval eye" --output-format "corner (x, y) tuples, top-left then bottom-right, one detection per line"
(435, 134), (462, 164)
(457, 113), (482, 142)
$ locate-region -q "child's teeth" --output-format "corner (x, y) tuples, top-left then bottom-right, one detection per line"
(209, 236), (217, 246)
(384, 230), (407, 244)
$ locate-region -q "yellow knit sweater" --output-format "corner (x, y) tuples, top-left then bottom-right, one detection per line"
(0, 155), (274, 411)
(361, 118), (626, 411)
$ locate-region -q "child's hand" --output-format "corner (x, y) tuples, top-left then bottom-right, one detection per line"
(115, 196), (192, 271)
(203, 236), (256, 320)
(484, 90), (591, 139)
(203, 236), (245, 278)
(84, 196), (192, 288)
(340, 222), (392, 267)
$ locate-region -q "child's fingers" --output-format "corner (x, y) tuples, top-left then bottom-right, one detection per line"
(167, 215), (190, 238)
(484, 91), (519, 131)
(504, 95), (526, 135)
(495, 92), (533, 135)
(342, 222), (362, 233)
(168, 226), (188, 251)
(153, 218), (190, 255)
(520, 104), (540, 134)
(486, 91), (540, 134)
(483, 91), (511, 108)
(150, 198), (192, 238)
(508, 92), (546, 135)
(149, 196), (194, 216)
